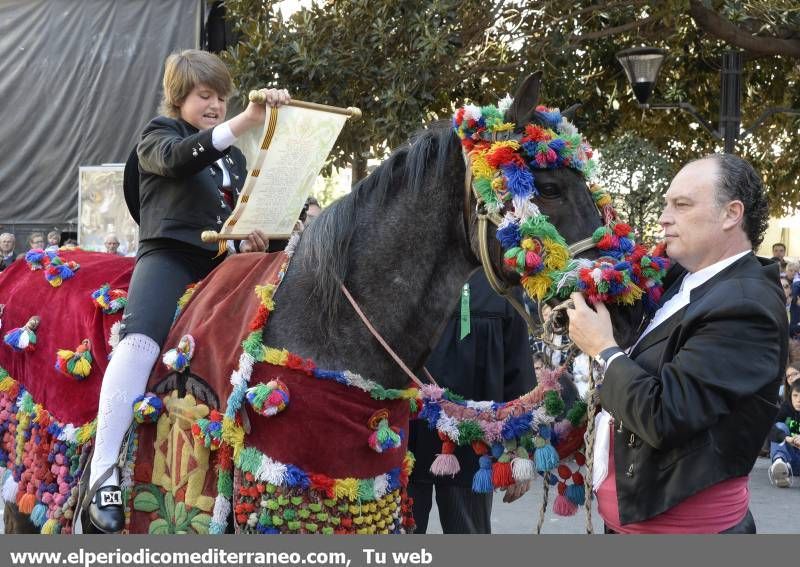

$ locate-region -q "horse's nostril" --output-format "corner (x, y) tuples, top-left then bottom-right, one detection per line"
(550, 309), (570, 335)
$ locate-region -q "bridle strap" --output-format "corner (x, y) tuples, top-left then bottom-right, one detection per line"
(568, 236), (596, 257)
(478, 214), (539, 335)
(340, 283), (437, 389)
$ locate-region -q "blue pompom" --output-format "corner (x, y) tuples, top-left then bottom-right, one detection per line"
(472, 456), (494, 493)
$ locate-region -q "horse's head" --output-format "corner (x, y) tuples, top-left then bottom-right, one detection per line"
(457, 73), (668, 349)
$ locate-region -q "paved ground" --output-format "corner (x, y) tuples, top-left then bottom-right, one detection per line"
(0, 458), (794, 535)
(424, 457), (798, 534)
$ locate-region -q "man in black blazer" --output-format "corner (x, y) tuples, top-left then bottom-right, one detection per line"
(567, 153), (786, 533)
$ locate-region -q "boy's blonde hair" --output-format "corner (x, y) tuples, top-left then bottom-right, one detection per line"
(159, 49), (233, 118)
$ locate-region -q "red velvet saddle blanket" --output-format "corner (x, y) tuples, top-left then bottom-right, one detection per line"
(0, 249), (133, 425)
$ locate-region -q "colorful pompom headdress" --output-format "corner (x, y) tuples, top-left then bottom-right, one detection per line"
(453, 100), (668, 310)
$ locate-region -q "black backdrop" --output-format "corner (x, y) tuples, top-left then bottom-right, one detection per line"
(0, 0), (201, 230)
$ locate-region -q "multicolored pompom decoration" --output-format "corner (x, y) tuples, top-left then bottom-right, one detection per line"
(91, 284), (128, 314)
(54, 339), (93, 379)
(192, 409), (223, 450)
(132, 392), (164, 424)
(453, 100), (669, 309)
(245, 379), (290, 417)
(162, 334), (195, 372)
(367, 417), (403, 454)
(45, 256), (79, 287)
(3, 316), (40, 352)
(24, 248), (58, 271)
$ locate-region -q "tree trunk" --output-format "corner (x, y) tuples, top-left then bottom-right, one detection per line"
(351, 154), (368, 188)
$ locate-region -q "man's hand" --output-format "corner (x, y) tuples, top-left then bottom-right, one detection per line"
(566, 292), (618, 358)
(240, 229), (269, 253)
(501, 480), (530, 503)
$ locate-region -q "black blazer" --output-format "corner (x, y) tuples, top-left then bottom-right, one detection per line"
(137, 116), (247, 252)
(600, 253), (787, 524)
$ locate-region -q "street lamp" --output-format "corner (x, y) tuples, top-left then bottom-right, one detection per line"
(616, 46), (800, 154)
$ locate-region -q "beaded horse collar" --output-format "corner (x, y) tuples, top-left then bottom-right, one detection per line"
(454, 100), (669, 311)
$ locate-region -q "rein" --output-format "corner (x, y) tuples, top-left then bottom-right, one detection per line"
(339, 283), (437, 389)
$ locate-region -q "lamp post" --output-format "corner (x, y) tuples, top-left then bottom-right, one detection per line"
(616, 46), (800, 154)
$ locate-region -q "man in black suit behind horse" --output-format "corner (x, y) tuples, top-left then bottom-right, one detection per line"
(568, 153), (786, 533)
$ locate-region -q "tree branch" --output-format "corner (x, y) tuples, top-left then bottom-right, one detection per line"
(569, 15), (655, 43)
(689, 0), (800, 59)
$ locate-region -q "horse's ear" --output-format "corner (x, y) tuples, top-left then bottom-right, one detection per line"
(562, 102), (582, 121)
(506, 71), (543, 124)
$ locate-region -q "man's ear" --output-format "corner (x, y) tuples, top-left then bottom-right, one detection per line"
(722, 200), (745, 230)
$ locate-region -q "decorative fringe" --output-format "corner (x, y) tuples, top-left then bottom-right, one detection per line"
(553, 492), (578, 516)
(368, 418), (403, 453)
(4, 316), (40, 352)
(174, 284), (198, 321)
(566, 482), (585, 506)
(209, 493), (231, 535)
(245, 380), (289, 417)
(2, 472), (18, 503)
(491, 461), (514, 488)
(192, 410), (224, 450)
(132, 393), (164, 424)
(430, 436), (460, 477)
(18, 492), (36, 514)
(54, 339), (93, 379)
(511, 452), (534, 482)
(30, 502), (48, 527)
(91, 284), (128, 314)
(471, 455), (494, 493)
(534, 442), (559, 472)
(162, 334), (195, 372)
(41, 518), (61, 534)
(44, 256), (79, 287)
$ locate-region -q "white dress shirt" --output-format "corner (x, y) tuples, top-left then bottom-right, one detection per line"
(592, 250), (751, 489)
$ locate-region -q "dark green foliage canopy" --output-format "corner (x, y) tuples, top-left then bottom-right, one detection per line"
(224, 1), (800, 213)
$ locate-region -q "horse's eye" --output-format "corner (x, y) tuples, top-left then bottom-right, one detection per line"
(537, 184), (561, 198)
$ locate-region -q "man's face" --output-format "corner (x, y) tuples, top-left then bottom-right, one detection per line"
(781, 278), (792, 302)
(0, 236), (14, 254)
(773, 245), (786, 259)
(305, 204), (322, 224)
(105, 239), (120, 254)
(659, 159), (733, 272)
(29, 236), (44, 249)
(791, 390), (800, 412)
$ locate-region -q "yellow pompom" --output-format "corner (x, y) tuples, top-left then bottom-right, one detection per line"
(542, 239), (570, 271)
(263, 347), (289, 366)
(221, 417), (245, 458)
(521, 274), (552, 300)
(254, 284), (277, 311)
(334, 479), (359, 501)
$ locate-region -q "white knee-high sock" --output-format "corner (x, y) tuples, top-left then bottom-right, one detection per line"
(89, 333), (160, 488)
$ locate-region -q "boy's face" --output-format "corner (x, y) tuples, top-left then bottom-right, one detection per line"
(792, 390), (800, 412)
(180, 84), (227, 131)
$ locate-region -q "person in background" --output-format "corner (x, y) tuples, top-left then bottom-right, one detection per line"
(408, 271), (535, 533)
(0, 233), (16, 271)
(17, 232), (45, 260)
(767, 377), (800, 488)
(47, 231), (61, 247)
(305, 196), (322, 225)
(772, 242), (786, 262)
(103, 233), (123, 255)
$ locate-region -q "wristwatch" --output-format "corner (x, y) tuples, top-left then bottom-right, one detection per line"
(593, 346), (625, 371)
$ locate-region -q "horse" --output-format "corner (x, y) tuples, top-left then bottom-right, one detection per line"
(0, 73), (653, 534)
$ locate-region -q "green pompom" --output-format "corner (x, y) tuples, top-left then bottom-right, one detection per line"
(544, 390), (565, 416)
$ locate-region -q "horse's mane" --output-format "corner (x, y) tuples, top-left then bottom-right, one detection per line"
(300, 120), (459, 328)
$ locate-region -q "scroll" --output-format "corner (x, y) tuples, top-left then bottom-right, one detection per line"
(201, 94), (361, 250)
